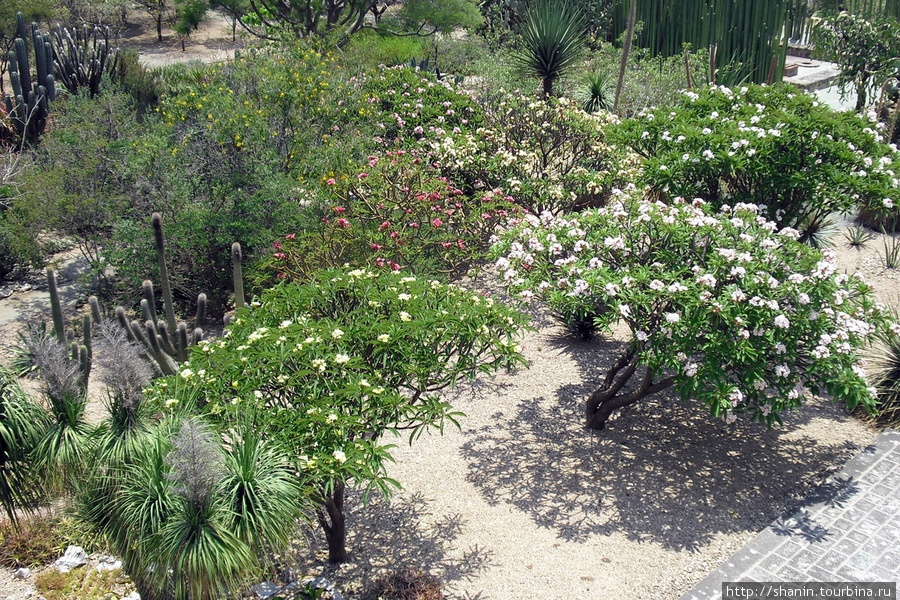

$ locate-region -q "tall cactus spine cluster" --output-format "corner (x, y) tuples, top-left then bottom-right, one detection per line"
(46, 213), (245, 378)
(2, 12), (120, 145)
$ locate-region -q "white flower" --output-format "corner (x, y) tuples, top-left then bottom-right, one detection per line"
(774, 315), (790, 329)
(728, 389), (744, 405)
(312, 358), (327, 372)
(775, 342), (787, 354)
(618, 304), (631, 318)
(397, 293), (412, 301)
(604, 236), (626, 250)
(180, 368), (194, 379)
(635, 331), (649, 342)
(775, 365), (790, 378)
(605, 283), (620, 297)
(883, 198), (894, 209)
(665, 312), (680, 324)
(702, 127), (712, 135)
(333, 450), (347, 463)
(335, 354), (350, 364)
(684, 362), (698, 377)
(649, 279), (665, 291)
(399, 311), (412, 321)
(331, 328), (345, 339)
(377, 334), (390, 343)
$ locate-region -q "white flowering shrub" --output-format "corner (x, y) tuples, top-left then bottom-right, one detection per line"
(432, 94), (640, 215)
(612, 84), (900, 236)
(493, 188), (893, 430)
(148, 267), (527, 562)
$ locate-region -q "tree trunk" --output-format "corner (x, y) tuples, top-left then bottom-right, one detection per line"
(585, 351), (675, 430)
(613, 0), (636, 113)
(156, 15), (163, 42)
(316, 481), (349, 563)
(542, 76), (554, 99)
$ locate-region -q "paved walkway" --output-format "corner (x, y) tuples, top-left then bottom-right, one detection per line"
(680, 430), (900, 599)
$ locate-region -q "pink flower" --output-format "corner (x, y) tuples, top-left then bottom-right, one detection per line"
(285, 233), (295, 239)
(379, 221), (391, 230)
(326, 178), (336, 186)
(357, 172), (368, 180)
(408, 222), (418, 228)
(371, 243), (382, 250)
(336, 218), (350, 228)
(431, 218), (443, 227)
(442, 242), (453, 248)
(273, 241), (281, 250)
(332, 206), (346, 213)
(273, 252), (286, 259)
(277, 273), (286, 278)
(390, 231), (399, 239)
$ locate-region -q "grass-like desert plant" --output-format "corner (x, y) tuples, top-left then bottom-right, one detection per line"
(512, 0), (587, 97)
(363, 570), (444, 600)
(0, 366), (48, 522)
(581, 70), (613, 113)
(844, 224), (876, 248)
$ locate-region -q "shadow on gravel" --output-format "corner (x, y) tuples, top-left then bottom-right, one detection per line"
(459, 333), (864, 552)
(299, 491), (494, 594)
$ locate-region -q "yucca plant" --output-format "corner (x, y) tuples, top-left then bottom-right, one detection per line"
(0, 366), (49, 523)
(581, 70), (613, 112)
(25, 336), (95, 493)
(512, 0), (588, 97)
(869, 326), (900, 428)
(844, 224), (876, 248)
(221, 424), (305, 555)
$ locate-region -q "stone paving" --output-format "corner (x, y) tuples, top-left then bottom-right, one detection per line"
(680, 430), (900, 599)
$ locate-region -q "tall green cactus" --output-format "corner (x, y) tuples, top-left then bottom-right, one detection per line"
(2, 12), (119, 145)
(38, 214), (244, 379)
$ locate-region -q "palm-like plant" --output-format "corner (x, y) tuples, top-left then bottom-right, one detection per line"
(512, 0), (588, 97)
(221, 424), (305, 554)
(0, 367), (49, 523)
(581, 70), (613, 113)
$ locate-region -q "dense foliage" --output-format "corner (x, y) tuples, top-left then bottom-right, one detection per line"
(493, 189), (893, 430)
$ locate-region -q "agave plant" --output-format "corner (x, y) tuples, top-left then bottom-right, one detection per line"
(0, 366), (49, 523)
(512, 0), (588, 97)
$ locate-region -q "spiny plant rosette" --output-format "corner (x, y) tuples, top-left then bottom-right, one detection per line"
(493, 188), (894, 430)
(612, 84), (900, 236)
(147, 267), (528, 563)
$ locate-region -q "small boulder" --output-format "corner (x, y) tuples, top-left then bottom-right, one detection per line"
(14, 567), (31, 579)
(55, 545), (88, 572)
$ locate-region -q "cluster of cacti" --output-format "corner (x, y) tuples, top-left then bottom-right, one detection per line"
(4, 12), (58, 145)
(50, 21), (119, 99)
(46, 212), (244, 378)
(45, 268), (92, 391)
(2, 12), (120, 145)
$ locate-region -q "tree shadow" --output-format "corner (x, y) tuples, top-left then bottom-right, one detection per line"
(458, 332), (866, 552)
(294, 490), (495, 598)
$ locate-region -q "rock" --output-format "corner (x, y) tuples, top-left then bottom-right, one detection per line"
(250, 582), (279, 599)
(96, 555), (122, 572)
(122, 592), (141, 600)
(20, 283), (31, 291)
(55, 545), (88, 572)
(14, 567), (31, 579)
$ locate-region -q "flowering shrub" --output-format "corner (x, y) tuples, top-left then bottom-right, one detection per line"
(350, 65), (482, 147)
(493, 187), (894, 430)
(612, 84), (900, 237)
(258, 148), (518, 282)
(148, 267), (528, 562)
(433, 95), (640, 215)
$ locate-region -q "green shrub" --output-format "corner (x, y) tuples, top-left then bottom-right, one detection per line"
(342, 29), (427, 71)
(256, 148), (517, 283)
(612, 83), (900, 236)
(433, 94), (639, 215)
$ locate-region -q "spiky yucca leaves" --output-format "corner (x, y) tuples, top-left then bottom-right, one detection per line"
(93, 321), (155, 463)
(105, 418), (288, 600)
(0, 367), (49, 523)
(580, 70), (613, 113)
(512, 0), (588, 97)
(865, 319), (900, 428)
(26, 336), (95, 491)
(221, 424), (305, 555)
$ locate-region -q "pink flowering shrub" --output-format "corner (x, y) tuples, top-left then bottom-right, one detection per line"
(260, 148), (518, 281)
(350, 65), (482, 147)
(493, 187), (894, 430)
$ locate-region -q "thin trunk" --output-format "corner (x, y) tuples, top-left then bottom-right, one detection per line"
(613, 0), (636, 113)
(316, 481), (348, 563)
(156, 15), (163, 42)
(542, 76), (554, 99)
